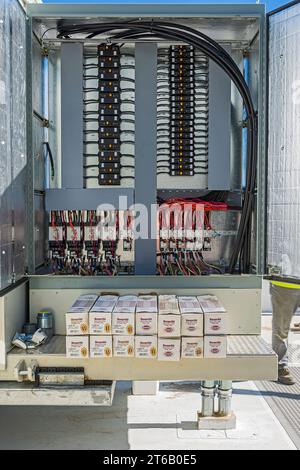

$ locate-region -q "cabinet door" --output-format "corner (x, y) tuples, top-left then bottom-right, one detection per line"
(267, 2), (300, 279)
(0, 0), (27, 289)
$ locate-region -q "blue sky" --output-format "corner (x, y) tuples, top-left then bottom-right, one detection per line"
(42, 0), (290, 14)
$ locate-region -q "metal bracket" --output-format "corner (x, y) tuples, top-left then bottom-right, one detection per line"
(14, 360), (38, 383)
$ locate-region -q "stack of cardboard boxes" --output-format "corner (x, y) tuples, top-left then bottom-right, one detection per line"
(198, 295), (227, 358)
(65, 294), (98, 358)
(178, 296), (204, 358)
(158, 295), (181, 360)
(65, 293), (227, 359)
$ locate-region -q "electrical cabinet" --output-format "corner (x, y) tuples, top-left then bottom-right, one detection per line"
(1, 1), (299, 399)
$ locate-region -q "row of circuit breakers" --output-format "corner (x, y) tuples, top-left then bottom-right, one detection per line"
(87, 44), (198, 185)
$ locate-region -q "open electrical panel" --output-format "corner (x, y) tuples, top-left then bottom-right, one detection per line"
(2, 2), (299, 288)
(29, 10), (262, 279)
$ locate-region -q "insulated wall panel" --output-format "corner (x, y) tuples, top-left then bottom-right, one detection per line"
(0, 0), (27, 288)
(268, 4), (300, 277)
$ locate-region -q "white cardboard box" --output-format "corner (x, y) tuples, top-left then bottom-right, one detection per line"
(178, 296), (202, 314)
(65, 312), (89, 335)
(158, 338), (181, 361)
(66, 336), (89, 358)
(158, 314), (181, 337)
(90, 295), (118, 313)
(158, 295), (180, 315)
(136, 295), (158, 313)
(204, 312), (227, 335)
(181, 337), (204, 358)
(113, 335), (135, 357)
(135, 336), (158, 359)
(67, 294), (98, 313)
(136, 312), (158, 335)
(197, 295), (226, 313)
(181, 313), (203, 337)
(113, 295), (137, 313)
(204, 335), (227, 358)
(89, 312), (112, 335)
(90, 336), (112, 358)
(112, 312), (135, 335)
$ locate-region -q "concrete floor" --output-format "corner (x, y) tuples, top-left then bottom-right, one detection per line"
(0, 379), (296, 450)
(0, 313), (298, 450)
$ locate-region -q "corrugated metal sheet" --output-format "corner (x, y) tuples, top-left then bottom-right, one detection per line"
(0, 0), (27, 288)
(268, 4), (300, 277)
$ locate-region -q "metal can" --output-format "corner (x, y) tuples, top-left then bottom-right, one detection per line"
(37, 310), (54, 340)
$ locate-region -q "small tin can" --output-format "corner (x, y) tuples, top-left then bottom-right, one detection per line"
(37, 310), (54, 340)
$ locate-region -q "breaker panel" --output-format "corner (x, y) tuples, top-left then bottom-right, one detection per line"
(35, 15), (258, 277)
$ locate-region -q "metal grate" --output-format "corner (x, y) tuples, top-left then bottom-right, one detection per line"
(256, 368), (300, 449)
(227, 335), (275, 356)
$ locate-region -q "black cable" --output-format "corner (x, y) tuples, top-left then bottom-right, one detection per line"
(43, 142), (55, 180)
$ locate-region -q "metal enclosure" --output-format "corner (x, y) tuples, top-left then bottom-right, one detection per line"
(0, 2), (283, 397)
(22, 2), (267, 277)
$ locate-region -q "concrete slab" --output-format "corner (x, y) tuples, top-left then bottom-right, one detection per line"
(0, 379), (296, 450)
(127, 381), (296, 450)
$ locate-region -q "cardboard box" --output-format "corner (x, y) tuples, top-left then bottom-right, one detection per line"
(181, 313), (203, 337)
(65, 312), (89, 335)
(204, 336), (227, 358)
(67, 294), (98, 313)
(136, 295), (158, 313)
(158, 338), (181, 361)
(90, 336), (112, 358)
(112, 312), (135, 335)
(113, 295), (137, 313)
(158, 314), (181, 337)
(181, 337), (204, 358)
(90, 295), (118, 313)
(135, 336), (158, 359)
(136, 312), (157, 335)
(204, 312), (227, 335)
(158, 295), (180, 315)
(178, 296), (202, 314)
(66, 336), (89, 358)
(89, 312), (112, 335)
(113, 335), (135, 357)
(197, 295), (226, 313)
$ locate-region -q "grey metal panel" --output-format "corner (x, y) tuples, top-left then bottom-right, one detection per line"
(0, 0), (27, 286)
(34, 192), (46, 267)
(0, 0), (13, 288)
(27, 3), (266, 19)
(230, 49), (243, 191)
(11, 0), (27, 281)
(256, 14), (267, 275)
(45, 188), (134, 210)
(267, 4), (300, 277)
(26, 16), (35, 274)
(32, 35), (45, 192)
(33, 117), (44, 193)
(48, 48), (61, 189)
(134, 43), (157, 275)
(208, 57), (231, 190)
(28, 274), (262, 290)
(61, 43), (83, 189)
(32, 35), (43, 116)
